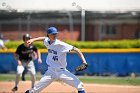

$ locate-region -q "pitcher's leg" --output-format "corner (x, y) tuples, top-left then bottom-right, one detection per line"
(26, 70), (54, 93)
(60, 70), (85, 92)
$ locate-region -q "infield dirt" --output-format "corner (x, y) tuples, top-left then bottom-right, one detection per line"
(0, 81), (140, 93)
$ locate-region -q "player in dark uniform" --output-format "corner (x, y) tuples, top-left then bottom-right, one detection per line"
(12, 34), (42, 92)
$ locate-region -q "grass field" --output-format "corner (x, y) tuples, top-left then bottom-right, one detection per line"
(0, 74), (140, 86)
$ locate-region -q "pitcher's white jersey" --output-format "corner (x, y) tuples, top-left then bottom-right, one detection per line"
(44, 37), (73, 68)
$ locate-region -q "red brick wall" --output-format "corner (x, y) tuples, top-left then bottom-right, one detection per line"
(0, 23), (139, 41)
(0, 24), (80, 41)
(118, 24), (137, 39)
(94, 24), (138, 41)
(85, 24), (95, 41)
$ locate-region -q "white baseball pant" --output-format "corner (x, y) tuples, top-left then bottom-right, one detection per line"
(28, 67), (84, 93)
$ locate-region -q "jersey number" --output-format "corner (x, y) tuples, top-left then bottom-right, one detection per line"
(52, 56), (58, 61)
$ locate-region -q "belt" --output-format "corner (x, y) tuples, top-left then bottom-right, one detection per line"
(47, 65), (64, 69)
(48, 67), (65, 71)
(21, 59), (32, 62)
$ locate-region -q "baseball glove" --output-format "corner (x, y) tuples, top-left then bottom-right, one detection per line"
(75, 63), (88, 71)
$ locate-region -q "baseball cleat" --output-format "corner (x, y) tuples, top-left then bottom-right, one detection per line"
(12, 86), (18, 91)
(25, 90), (30, 93)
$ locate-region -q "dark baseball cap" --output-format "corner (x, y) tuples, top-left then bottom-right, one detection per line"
(23, 34), (32, 41)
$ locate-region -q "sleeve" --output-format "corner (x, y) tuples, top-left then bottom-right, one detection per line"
(33, 45), (38, 52)
(15, 46), (21, 54)
(43, 37), (49, 48)
(61, 42), (74, 53)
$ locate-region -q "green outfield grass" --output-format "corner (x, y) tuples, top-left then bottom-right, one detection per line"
(0, 74), (140, 86)
(79, 76), (140, 86)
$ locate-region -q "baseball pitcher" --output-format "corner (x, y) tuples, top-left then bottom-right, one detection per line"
(25, 27), (88, 93)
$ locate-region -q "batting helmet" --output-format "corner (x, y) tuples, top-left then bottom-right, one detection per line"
(47, 27), (58, 34)
(23, 34), (32, 41)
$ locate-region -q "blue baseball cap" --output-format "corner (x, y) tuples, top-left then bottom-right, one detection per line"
(47, 27), (58, 34)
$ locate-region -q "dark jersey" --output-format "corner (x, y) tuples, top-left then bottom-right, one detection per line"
(16, 43), (38, 61)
